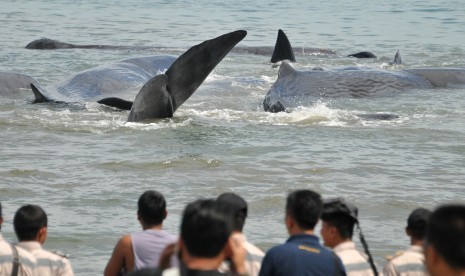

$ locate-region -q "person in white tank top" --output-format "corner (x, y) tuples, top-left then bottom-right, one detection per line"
(104, 190), (177, 276)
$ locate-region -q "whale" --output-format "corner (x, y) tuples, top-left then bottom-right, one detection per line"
(25, 36), (338, 57)
(1, 30), (247, 122)
(263, 30), (465, 113)
(263, 58), (465, 113)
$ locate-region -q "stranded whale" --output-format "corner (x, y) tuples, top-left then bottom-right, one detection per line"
(264, 59), (465, 113)
(263, 31), (465, 113)
(25, 36), (338, 57)
(2, 30), (247, 122)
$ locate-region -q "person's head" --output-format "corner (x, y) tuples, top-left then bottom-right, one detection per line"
(285, 189), (322, 233)
(216, 193), (247, 232)
(320, 197), (358, 248)
(13, 204), (48, 243)
(137, 190), (167, 226)
(180, 199), (232, 259)
(406, 208), (432, 242)
(425, 204), (465, 276)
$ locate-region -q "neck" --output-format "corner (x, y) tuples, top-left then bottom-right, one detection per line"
(182, 251), (223, 271)
(410, 238), (424, 246)
(142, 224), (162, 231)
(290, 229), (314, 236)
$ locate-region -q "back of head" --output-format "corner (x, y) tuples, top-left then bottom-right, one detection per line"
(216, 193), (248, 232)
(407, 208), (432, 240)
(181, 199), (232, 258)
(14, 204), (47, 241)
(286, 189), (322, 230)
(322, 197), (358, 239)
(426, 204), (465, 270)
(138, 190), (166, 226)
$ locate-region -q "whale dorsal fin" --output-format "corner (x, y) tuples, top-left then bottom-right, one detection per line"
(127, 30), (247, 122)
(278, 61), (297, 78)
(30, 83), (52, 103)
(392, 50), (402, 65)
(271, 29), (296, 63)
(97, 97), (133, 110)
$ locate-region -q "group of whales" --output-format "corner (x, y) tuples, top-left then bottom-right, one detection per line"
(1, 29), (465, 123)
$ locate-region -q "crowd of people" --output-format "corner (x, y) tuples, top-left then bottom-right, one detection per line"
(1, 189), (464, 276)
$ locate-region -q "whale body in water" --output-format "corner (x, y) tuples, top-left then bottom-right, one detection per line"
(0, 30), (247, 122)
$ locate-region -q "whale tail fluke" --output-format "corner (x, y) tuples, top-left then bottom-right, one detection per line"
(127, 30), (247, 122)
(30, 83), (52, 103)
(271, 29), (296, 63)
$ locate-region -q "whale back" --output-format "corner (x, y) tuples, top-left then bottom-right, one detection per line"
(406, 68), (465, 87)
(42, 56), (177, 102)
(264, 61), (433, 112)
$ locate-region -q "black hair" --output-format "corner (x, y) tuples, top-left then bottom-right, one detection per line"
(216, 193), (247, 232)
(286, 189), (322, 230)
(181, 199), (232, 258)
(138, 190), (166, 226)
(406, 208), (432, 240)
(13, 204), (48, 241)
(426, 204), (465, 269)
(322, 213), (355, 239)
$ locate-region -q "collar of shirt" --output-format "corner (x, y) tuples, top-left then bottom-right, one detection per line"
(18, 241), (42, 252)
(286, 233), (320, 244)
(333, 241), (356, 252)
(407, 245), (424, 254)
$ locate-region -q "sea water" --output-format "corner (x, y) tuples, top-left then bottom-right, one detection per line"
(0, 0), (464, 274)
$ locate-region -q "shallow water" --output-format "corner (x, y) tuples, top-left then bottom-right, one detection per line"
(1, 0), (465, 274)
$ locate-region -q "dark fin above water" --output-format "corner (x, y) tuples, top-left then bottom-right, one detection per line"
(30, 83), (51, 103)
(391, 50), (402, 65)
(127, 30), (247, 122)
(348, 51), (377, 59)
(97, 97), (133, 110)
(271, 29), (296, 63)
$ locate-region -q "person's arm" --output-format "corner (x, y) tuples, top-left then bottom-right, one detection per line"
(104, 235), (133, 276)
(227, 235), (247, 275)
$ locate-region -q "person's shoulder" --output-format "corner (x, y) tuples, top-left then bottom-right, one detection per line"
(16, 245), (37, 261)
(41, 248), (71, 262)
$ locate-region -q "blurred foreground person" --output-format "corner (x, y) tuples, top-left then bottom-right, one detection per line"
(14, 204), (74, 276)
(0, 202), (38, 276)
(321, 197), (377, 276)
(216, 193), (264, 276)
(105, 190), (177, 275)
(383, 208), (431, 276)
(424, 204), (465, 276)
(259, 189), (346, 276)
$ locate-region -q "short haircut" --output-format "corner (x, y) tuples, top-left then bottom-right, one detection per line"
(137, 190), (166, 226)
(406, 208), (432, 240)
(286, 190), (322, 230)
(426, 204), (465, 269)
(181, 199), (232, 258)
(216, 193), (247, 232)
(322, 213), (355, 239)
(13, 204), (48, 241)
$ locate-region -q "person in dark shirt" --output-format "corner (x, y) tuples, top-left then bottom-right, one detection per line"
(259, 189), (346, 276)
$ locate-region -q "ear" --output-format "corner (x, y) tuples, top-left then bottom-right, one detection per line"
(37, 227), (47, 244)
(0, 216), (3, 226)
(405, 227), (411, 237)
(164, 209), (168, 220)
